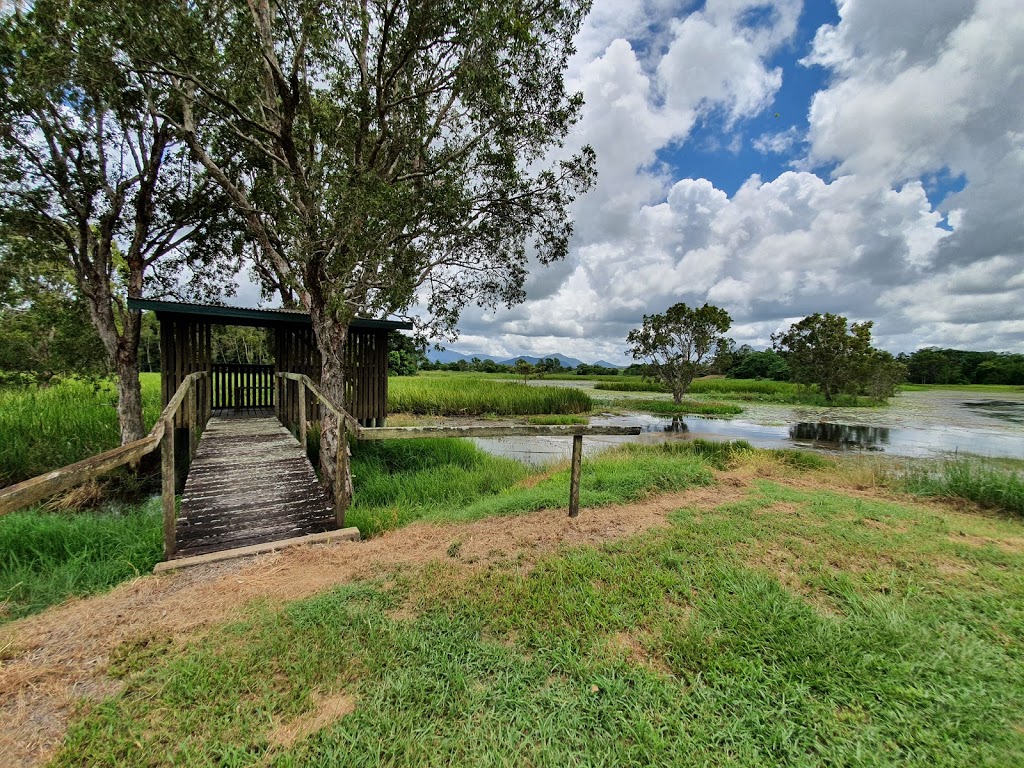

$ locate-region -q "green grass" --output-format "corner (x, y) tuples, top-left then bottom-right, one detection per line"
(0, 498), (162, 622)
(388, 377), (592, 416)
(54, 473), (1024, 766)
(0, 373), (162, 486)
(618, 398), (743, 416)
(347, 439), (718, 536)
(897, 457), (1024, 516)
(900, 383), (1024, 393)
(526, 414), (588, 425)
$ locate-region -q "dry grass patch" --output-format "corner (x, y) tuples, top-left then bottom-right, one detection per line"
(266, 691), (356, 749)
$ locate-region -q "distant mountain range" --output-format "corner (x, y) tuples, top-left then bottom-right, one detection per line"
(426, 349), (624, 368)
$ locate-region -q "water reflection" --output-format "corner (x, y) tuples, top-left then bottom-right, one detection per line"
(664, 417), (689, 433)
(789, 422), (890, 450)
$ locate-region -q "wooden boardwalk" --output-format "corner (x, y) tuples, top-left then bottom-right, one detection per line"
(175, 416), (334, 558)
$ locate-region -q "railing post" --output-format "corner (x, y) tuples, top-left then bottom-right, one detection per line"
(335, 420), (345, 528)
(568, 434), (583, 518)
(188, 382), (198, 460)
(298, 381), (307, 454)
(161, 418), (176, 560)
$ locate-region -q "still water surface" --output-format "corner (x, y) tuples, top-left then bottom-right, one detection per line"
(470, 392), (1024, 465)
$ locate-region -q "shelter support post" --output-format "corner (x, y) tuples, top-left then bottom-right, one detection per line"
(298, 384), (307, 453)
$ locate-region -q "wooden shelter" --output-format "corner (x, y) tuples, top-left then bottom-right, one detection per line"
(128, 299), (413, 427)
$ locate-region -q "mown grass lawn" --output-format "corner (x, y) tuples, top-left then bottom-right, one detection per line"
(54, 467), (1024, 767)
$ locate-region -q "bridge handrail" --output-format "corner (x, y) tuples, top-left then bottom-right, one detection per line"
(0, 372), (209, 560)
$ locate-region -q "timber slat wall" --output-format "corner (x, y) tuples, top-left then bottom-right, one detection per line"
(276, 326), (388, 428)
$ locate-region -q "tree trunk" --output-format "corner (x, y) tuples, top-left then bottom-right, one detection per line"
(115, 350), (146, 443)
(85, 281), (146, 444)
(310, 310), (353, 514)
(673, 389), (683, 405)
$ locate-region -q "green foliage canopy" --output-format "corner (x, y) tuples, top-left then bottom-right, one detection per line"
(626, 302), (732, 403)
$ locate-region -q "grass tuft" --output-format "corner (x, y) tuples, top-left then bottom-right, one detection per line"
(0, 498), (162, 621)
(388, 377), (592, 416)
(898, 457), (1024, 516)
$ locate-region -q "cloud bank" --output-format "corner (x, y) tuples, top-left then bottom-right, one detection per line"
(448, 0), (1024, 362)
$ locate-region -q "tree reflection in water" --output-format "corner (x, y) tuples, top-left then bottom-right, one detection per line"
(664, 416), (689, 433)
(790, 422), (889, 449)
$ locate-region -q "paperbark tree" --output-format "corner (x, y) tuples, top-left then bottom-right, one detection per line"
(127, 0), (596, 509)
(0, 1), (240, 443)
(772, 313), (875, 402)
(627, 303), (732, 403)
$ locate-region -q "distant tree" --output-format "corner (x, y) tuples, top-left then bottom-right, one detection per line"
(974, 355), (1024, 385)
(772, 313), (890, 402)
(388, 333), (426, 377)
(513, 359), (535, 384)
(729, 350), (790, 381)
(623, 362), (652, 377)
(0, 234), (107, 383)
(905, 347), (961, 384)
(210, 326), (273, 365)
(626, 303), (732, 403)
(864, 350), (908, 400)
(576, 364), (619, 376)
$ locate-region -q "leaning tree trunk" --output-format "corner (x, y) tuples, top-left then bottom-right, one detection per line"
(310, 310), (354, 514)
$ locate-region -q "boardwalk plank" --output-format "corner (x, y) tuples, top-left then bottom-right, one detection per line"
(175, 416), (333, 559)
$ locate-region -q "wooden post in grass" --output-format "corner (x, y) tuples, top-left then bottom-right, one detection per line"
(569, 433), (583, 517)
(298, 382), (307, 451)
(161, 417), (176, 560)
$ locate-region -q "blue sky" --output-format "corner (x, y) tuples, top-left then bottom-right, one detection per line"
(233, 1), (1024, 364)
(664, 2), (839, 197)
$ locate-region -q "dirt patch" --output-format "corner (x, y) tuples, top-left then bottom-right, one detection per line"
(606, 629), (673, 675)
(0, 482), (748, 767)
(266, 691), (356, 749)
(949, 532), (1024, 554)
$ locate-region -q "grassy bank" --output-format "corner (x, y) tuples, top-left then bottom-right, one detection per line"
(347, 439), (719, 536)
(614, 398), (743, 416)
(54, 461), (1024, 766)
(0, 374), (162, 487)
(388, 377), (591, 415)
(895, 457), (1024, 516)
(0, 498), (161, 622)
(595, 377), (874, 406)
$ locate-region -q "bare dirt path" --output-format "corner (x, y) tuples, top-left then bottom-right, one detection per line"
(0, 483), (747, 767)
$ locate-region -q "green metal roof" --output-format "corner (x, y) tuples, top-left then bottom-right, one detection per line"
(127, 298), (413, 331)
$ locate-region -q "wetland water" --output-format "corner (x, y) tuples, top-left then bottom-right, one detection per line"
(471, 387), (1024, 465)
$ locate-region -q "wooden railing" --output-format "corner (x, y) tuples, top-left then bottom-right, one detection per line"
(277, 372), (361, 527)
(212, 363), (275, 410)
(0, 371), (210, 560)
